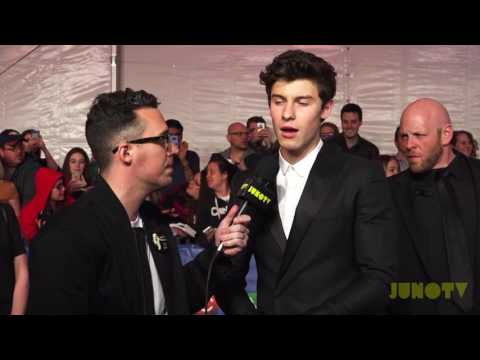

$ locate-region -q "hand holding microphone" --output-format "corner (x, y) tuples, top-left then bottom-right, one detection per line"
(214, 204), (251, 256)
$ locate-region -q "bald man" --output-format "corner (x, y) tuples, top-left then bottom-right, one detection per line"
(389, 98), (480, 315)
(217, 122), (254, 171)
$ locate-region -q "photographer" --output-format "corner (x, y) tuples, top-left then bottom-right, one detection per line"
(21, 129), (60, 170)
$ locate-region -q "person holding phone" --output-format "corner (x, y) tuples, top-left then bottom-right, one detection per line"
(21, 129), (60, 170)
(62, 147), (94, 203)
(245, 116), (279, 170)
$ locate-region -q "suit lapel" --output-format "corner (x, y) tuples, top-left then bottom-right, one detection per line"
(277, 143), (344, 283)
(269, 205), (287, 253)
(392, 175), (433, 280)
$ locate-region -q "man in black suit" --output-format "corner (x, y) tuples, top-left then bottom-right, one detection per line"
(28, 88), (250, 315)
(389, 98), (480, 315)
(215, 50), (396, 315)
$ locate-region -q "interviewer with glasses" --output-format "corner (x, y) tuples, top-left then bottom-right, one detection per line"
(28, 88), (251, 315)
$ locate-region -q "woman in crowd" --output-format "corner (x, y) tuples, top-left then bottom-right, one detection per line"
(452, 130), (478, 158)
(0, 161), (21, 218)
(62, 147), (92, 203)
(19, 167), (66, 243)
(0, 202), (28, 315)
(379, 154), (400, 178)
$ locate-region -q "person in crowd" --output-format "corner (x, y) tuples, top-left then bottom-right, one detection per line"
(451, 130), (477, 158)
(21, 129), (60, 170)
(390, 98), (480, 314)
(197, 155), (237, 246)
(332, 103), (380, 160)
(19, 167), (65, 243)
(319, 121), (339, 141)
(217, 122), (253, 171)
(246, 116), (275, 154)
(62, 147), (93, 202)
(0, 203), (28, 315)
(0, 161), (21, 218)
(379, 155), (400, 178)
(394, 126), (409, 172)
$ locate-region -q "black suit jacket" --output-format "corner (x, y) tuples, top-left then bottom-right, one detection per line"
(215, 141), (396, 315)
(388, 155), (480, 315)
(28, 177), (217, 315)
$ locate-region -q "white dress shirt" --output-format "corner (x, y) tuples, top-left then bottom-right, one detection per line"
(131, 216), (167, 315)
(277, 139), (323, 239)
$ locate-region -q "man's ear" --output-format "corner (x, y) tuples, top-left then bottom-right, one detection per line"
(117, 144), (133, 165)
(442, 124), (454, 146)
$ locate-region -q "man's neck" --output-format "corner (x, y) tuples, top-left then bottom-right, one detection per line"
(280, 136), (321, 165)
(103, 170), (149, 221)
(214, 184), (229, 198)
(229, 147), (246, 162)
(345, 135), (359, 149)
(433, 148), (456, 170)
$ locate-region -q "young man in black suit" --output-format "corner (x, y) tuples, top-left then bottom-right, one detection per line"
(390, 98), (480, 314)
(215, 50), (396, 315)
(28, 88), (250, 315)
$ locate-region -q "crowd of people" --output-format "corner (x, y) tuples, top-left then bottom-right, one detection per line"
(1, 48), (480, 315)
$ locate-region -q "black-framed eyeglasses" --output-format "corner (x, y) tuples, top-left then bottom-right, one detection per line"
(112, 134), (170, 154)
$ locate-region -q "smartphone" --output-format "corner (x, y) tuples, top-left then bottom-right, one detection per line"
(169, 134), (180, 146)
(256, 122), (266, 131)
(31, 130), (40, 139)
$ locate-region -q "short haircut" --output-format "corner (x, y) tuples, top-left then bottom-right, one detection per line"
(246, 116), (266, 128)
(166, 119), (183, 133)
(341, 103), (363, 122)
(85, 88), (158, 171)
(259, 49), (337, 107)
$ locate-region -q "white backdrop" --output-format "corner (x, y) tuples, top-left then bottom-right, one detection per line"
(120, 45), (480, 168)
(1, 45), (480, 169)
(0, 45), (113, 164)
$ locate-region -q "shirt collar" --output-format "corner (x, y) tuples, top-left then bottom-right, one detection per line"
(279, 138), (323, 177)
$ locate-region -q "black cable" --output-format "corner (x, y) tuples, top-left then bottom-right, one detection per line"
(204, 246), (223, 315)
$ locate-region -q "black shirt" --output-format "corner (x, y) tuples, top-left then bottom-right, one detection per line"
(0, 204), (26, 314)
(333, 134), (379, 160)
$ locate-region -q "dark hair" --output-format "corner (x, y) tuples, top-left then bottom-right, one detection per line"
(208, 154), (237, 186)
(319, 121), (339, 135)
(394, 126), (401, 142)
(341, 103), (363, 122)
(259, 49), (337, 107)
(21, 129), (38, 138)
(85, 88), (159, 171)
(246, 116), (266, 128)
(452, 130), (478, 157)
(166, 119), (184, 133)
(62, 147), (91, 185)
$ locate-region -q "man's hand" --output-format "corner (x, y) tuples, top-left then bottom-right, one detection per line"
(214, 204), (251, 256)
(178, 141), (189, 161)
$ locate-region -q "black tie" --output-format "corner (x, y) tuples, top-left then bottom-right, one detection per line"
(133, 228), (155, 315)
(436, 171), (474, 312)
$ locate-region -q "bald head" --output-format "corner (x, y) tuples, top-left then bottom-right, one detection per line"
(399, 98), (455, 173)
(227, 122), (248, 150)
(401, 98), (451, 129)
(228, 122), (246, 134)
